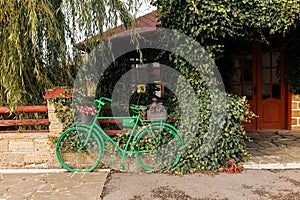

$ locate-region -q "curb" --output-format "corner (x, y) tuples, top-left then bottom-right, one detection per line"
(243, 162), (300, 170)
(0, 168), (110, 174)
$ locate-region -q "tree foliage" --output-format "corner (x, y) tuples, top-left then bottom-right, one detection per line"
(153, 0), (300, 56)
(1, 0), (66, 107)
(0, 0), (142, 108)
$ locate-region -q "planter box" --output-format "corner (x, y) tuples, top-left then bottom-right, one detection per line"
(147, 111), (168, 121)
(78, 113), (94, 124)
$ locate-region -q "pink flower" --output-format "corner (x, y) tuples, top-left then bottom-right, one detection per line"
(77, 105), (98, 115)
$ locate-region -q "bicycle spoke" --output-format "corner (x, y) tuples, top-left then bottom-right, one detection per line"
(56, 127), (104, 172)
(135, 123), (183, 172)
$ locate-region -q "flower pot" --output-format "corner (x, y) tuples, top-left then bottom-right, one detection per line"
(147, 99), (168, 121)
(147, 111), (168, 121)
(79, 112), (94, 124)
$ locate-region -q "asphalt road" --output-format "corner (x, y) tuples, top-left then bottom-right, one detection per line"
(101, 169), (300, 200)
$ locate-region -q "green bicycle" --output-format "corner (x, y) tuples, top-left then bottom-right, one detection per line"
(56, 97), (183, 172)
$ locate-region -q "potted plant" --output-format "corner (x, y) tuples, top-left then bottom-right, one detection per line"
(76, 105), (98, 123)
(147, 98), (168, 121)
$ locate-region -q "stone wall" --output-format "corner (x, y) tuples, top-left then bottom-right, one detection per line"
(0, 99), (66, 169)
(291, 94), (300, 130)
(0, 89), (66, 169)
(0, 131), (60, 169)
(47, 101), (64, 136)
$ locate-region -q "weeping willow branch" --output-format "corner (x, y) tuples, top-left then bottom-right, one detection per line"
(0, 0), (145, 109)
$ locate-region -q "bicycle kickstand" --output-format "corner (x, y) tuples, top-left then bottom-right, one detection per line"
(120, 153), (126, 171)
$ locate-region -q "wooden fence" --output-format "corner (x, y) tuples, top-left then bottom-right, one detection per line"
(0, 105), (123, 135)
(0, 106), (49, 127)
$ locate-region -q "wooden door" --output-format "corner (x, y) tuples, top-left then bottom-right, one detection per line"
(256, 41), (285, 129)
(231, 41), (286, 130)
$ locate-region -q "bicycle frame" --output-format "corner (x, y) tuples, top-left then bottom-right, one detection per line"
(57, 97), (182, 172)
(78, 101), (166, 157)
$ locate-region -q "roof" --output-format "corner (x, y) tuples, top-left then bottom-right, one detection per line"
(135, 10), (160, 28)
(44, 88), (73, 99)
(76, 10), (160, 51)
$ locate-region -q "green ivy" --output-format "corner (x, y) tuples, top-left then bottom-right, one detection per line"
(47, 91), (74, 130)
(153, 0), (300, 56)
(152, 0), (300, 93)
(173, 94), (254, 174)
(285, 26), (300, 94)
(143, 0), (300, 173)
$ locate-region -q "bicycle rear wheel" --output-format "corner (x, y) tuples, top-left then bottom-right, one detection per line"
(135, 123), (183, 172)
(56, 127), (104, 172)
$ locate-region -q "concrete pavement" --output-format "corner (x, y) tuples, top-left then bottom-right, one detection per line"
(0, 169), (109, 200)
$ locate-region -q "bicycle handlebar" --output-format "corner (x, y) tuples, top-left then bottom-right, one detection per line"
(94, 97), (147, 114)
(94, 97), (112, 109)
(99, 97), (112, 103)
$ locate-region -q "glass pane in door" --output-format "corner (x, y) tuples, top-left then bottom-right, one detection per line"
(243, 85), (253, 100)
(262, 52), (270, 67)
(261, 46), (281, 100)
(262, 69), (270, 84)
(272, 68), (280, 84)
(244, 69), (252, 82)
(233, 85), (242, 96)
(262, 85), (271, 99)
(231, 51), (253, 99)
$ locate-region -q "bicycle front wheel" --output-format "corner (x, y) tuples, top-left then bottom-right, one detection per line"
(135, 123), (183, 172)
(56, 127), (104, 172)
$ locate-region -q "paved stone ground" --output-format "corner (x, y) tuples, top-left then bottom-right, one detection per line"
(0, 170), (109, 200)
(244, 131), (300, 169)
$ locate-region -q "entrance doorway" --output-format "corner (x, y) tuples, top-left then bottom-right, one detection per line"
(231, 41), (286, 130)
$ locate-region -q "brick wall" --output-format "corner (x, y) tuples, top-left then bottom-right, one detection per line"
(0, 132), (60, 169)
(292, 94), (300, 130)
